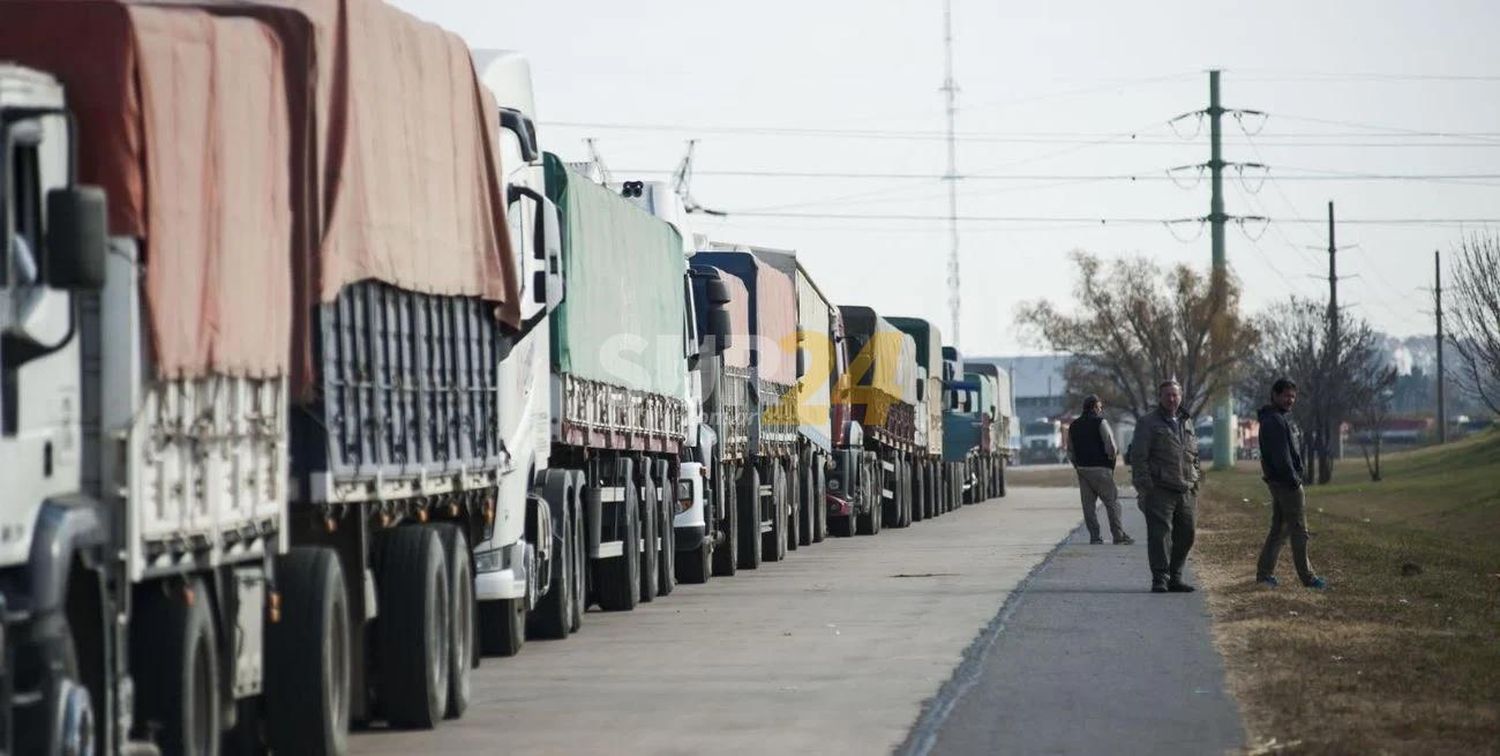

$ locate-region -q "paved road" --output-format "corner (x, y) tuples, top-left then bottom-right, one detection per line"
(351, 488), (1081, 756)
(911, 497), (1245, 756)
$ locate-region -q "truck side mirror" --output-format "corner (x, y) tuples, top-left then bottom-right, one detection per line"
(44, 186), (107, 291)
(708, 309), (731, 355)
(705, 277), (730, 305)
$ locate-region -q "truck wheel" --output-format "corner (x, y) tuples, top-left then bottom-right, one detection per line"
(903, 460), (915, 526)
(857, 461), (880, 536)
(710, 464), (738, 577)
(597, 458), (641, 611)
(378, 526), (450, 728)
(797, 457), (814, 547)
(736, 465), (763, 569)
(813, 465), (828, 542)
(785, 458), (800, 552)
(997, 458), (1008, 498)
(530, 471), (575, 640)
(761, 463), (786, 562)
(478, 598), (525, 656)
(267, 547), (351, 756)
(638, 459), (660, 603)
(132, 576), (220, 756)
(433, 525), (474, 719)
(570, 471), (588, 632)
(656, 460), (676, 597)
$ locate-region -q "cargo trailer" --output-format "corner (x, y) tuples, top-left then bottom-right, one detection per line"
(834, 307), (919, 534)
(887, 317), (947, 522)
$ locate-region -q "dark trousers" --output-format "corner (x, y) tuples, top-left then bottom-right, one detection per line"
(1256, 482), (1316, 584)
(1139, 488), (1195, 580)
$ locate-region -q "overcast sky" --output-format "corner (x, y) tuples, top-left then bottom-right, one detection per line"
(394, 0), (1499, 356)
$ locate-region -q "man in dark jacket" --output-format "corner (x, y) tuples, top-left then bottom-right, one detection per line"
(1068, 395), (1133, 545)
(1127, 380), (1201, 593)
(1255, 378), (1327, 589)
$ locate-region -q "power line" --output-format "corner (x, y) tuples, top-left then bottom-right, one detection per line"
(715, 210), (1500, 226)
(545, 121), (1500, 145)
(617, 167), (1500, 182)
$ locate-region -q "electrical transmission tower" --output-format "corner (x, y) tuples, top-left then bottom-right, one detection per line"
(1168, 70), (1268, 471)
(941, 0), (961, 344)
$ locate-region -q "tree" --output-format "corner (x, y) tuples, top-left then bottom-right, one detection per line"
(1355, 381), (1397, 481)
(1240, 297), (1396, 484)
(1447, 233), (1500, 415)
(1017, 251), (1258, 420)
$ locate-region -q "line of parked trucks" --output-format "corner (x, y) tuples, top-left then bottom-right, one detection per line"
(0, 2), (1013, 754)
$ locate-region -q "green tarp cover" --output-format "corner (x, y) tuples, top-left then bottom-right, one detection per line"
(544, 153), (687, 397)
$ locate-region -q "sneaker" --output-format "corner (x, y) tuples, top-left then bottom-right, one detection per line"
(1113, 535), (1135, 545)
(1304, 577), (1327, 590)
(1167, 579), (1196, 593)
(1256, 576), (1280, 588)
(1090, 537), (1105, 545)
(1151, 579), (1168, 593)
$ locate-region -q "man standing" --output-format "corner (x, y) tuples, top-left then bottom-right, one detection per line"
(1127, 380), (1201, 593)
(1255, 378), (1327, 589)
(1068, 395), (1133, 545)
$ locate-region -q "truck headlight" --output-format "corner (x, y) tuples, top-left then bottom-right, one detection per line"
(473, 548), (503, 573)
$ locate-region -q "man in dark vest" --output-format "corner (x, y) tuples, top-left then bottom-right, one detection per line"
(1068, 395), (1133, 545)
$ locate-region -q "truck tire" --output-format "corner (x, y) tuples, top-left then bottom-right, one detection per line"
(657, 459), (681, 600)
(434, 525), (474, 719)
(638, 458), (660, 603)
(997, 457), (1008, 498)
(813, 465), (828, 543)
(132, 576), (220, 756)
(267, 547), (350, 756)
(530, 471), (575, 640)
(478, 598), (526, 657)
(378, 526), (450, 728)
(911, 462), (925, 524)
(786, 457), (800, 552)
(797, 457), (814, 547)
(712, 464), (739, 577)
(763, 462), (787, 563)
(902, 459), (915, 526)
(736, 465), (763, 570)
(570, 471), (588, 633)
(857, 460), (881, 536)
(597, 458), (642, 611)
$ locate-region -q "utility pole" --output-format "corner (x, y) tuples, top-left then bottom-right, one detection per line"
(1435, 249), (1446, 444)
(1324, 202), (1340, 472)
(941, 0), (961, 345)
(1208, 70), (1232, 472)
(1327, 202), (1339, 353)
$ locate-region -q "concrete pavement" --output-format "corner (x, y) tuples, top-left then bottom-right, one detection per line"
(911, 497), (1245, 756)
(350, 488), (1081, 756)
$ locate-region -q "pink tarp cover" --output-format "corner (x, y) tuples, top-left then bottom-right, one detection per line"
(751, 257), (797, 386)
(0, 1), (292, 376)
(721, 273), (750, 369)
(0, 0), (519, 388)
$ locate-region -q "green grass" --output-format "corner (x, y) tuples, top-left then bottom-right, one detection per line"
(1195, 430), (1500, 755)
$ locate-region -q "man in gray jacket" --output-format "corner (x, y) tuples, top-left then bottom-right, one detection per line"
(1127, 380), (1201, 593)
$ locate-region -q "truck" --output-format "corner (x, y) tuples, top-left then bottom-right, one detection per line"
(1020, 418), (1068, 465)
(963, 367), (1011, 502)
(966, 362), (1014, 498)
(887, 317), (946, 523)
(0, 1), (547, 752)
(692, 251), (801, 564)
(835, 307), (919, 534)
(744, 247), (846, 547)
(939, 346), (971, 511)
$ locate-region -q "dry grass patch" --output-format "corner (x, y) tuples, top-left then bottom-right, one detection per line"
(1193, 431), (1500, 754)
